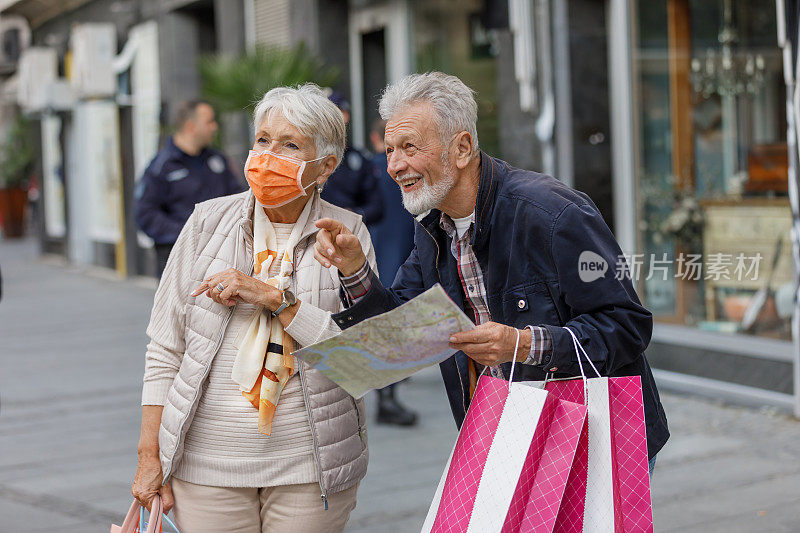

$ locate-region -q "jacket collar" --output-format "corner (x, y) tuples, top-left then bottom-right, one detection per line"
(471, 151), (498, 250)
(418, 151), (498, 249)
(166, 136), (208, 161)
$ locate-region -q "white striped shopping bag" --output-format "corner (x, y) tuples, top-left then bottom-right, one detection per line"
(422, 356), (587, 532)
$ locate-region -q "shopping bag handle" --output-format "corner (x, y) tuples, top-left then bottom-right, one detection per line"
(536, 327), (601, 382)
(140, 497), (162, 533)
(116, 500), (140, 533)
(507, 327), (522, 390)
(143, 496), (180, 533)
(474, 327), (522, 391)
(563, 326), (601, 380)
(118, 495), (180, 533)
(538, 327), (602, 405)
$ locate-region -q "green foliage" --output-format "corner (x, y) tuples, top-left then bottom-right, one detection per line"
(0, 114), (33, 189)
(199, 43), (340, 117)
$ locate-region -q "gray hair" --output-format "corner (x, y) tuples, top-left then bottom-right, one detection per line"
(253, 83), (346, 169)
(378, 72), (479, 153)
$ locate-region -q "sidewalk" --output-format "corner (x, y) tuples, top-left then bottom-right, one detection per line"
(1, 238), (799, 532)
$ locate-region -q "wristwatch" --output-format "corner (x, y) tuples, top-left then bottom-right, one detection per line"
(271, 289), (297, 317)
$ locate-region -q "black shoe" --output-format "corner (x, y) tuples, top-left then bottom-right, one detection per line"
(376, 395), (418, 426)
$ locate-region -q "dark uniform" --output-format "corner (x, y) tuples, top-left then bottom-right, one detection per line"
(135, 137), (243, 275)
(369, 152), (415, 285)
(320, 146), (384, 226)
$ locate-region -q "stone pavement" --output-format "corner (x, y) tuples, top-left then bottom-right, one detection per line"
(1, 237), (799, 532)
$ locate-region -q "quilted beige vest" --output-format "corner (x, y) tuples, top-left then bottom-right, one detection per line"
(157, 191), (370, 502)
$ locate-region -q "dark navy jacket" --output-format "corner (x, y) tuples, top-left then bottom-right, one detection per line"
(135, 137), (243, 244)
(333, 152), (669, 459)
(321, 146), (384, 226)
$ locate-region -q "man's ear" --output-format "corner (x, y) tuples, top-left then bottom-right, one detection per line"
(453, 131), (473, 170)
(315, 155), (338, 186)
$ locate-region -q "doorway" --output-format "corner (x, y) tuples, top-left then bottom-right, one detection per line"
(361, 29), (387, 148)
(348, 1), (412, 148)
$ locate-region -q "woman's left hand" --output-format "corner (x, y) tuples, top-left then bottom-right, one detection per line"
(191, 268), (282, 309)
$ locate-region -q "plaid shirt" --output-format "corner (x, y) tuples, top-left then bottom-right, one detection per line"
(341, 212), (552, 375)
(442, 213), (503, 378)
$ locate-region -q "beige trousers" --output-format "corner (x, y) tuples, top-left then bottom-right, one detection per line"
(169, 477), (358, 533)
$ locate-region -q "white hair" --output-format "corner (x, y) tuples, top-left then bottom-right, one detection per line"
(253, 83), (346, 169)
(378, 72), (479, 153)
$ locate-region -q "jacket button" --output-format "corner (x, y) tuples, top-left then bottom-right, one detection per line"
(517, 299), (526, 309)
(347, 316), (353, 321)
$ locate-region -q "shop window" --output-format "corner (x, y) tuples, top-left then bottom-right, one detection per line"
(634, 0), (791, 340)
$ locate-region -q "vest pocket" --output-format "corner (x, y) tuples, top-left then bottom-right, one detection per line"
(350, 396), (367, 450)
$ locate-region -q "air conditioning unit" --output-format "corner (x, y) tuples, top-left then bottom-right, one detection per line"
(70, 23), (117, 98)
(17, 46), (57, 111)
(45, 79), (76, 111)
(0, 16), (31, 75)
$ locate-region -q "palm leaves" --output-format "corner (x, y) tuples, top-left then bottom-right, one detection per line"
(199, 43), (340, 116)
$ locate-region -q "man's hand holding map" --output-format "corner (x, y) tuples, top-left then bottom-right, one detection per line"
(293, 284), (475, 398)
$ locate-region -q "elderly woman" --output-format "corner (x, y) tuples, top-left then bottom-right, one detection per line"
(132, 84), (374, 532)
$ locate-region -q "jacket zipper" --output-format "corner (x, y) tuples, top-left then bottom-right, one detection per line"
(164, 227), (254, 481)
(292, 244), (329, 510)
(298, 360), (328, 510)
(420, 223), (468, 418)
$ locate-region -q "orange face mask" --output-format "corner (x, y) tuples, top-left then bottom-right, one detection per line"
(244, 149), (324, 208)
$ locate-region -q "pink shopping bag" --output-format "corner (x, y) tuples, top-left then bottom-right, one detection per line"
(422, 344), (587, 533)
(542, 328), (653, 533)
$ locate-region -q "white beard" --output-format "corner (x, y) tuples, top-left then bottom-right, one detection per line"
(400, 156), (456, 215)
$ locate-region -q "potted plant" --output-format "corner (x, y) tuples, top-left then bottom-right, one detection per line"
(0, 114), (34, 238)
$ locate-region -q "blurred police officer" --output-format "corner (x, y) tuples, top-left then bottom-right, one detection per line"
(320, 93), (384, 226)
(135, 100), (243, 276)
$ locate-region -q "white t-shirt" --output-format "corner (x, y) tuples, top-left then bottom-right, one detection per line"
(452, 212), (475, 240)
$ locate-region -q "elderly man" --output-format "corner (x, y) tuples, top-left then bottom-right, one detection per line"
(135, 99), (243, 276)
(314, 72), (668, 466)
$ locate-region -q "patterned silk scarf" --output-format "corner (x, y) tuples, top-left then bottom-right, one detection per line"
(231, 197), (314, 435)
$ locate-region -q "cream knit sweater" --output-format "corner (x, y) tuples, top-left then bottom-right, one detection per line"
(171, 222), (317, 487)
